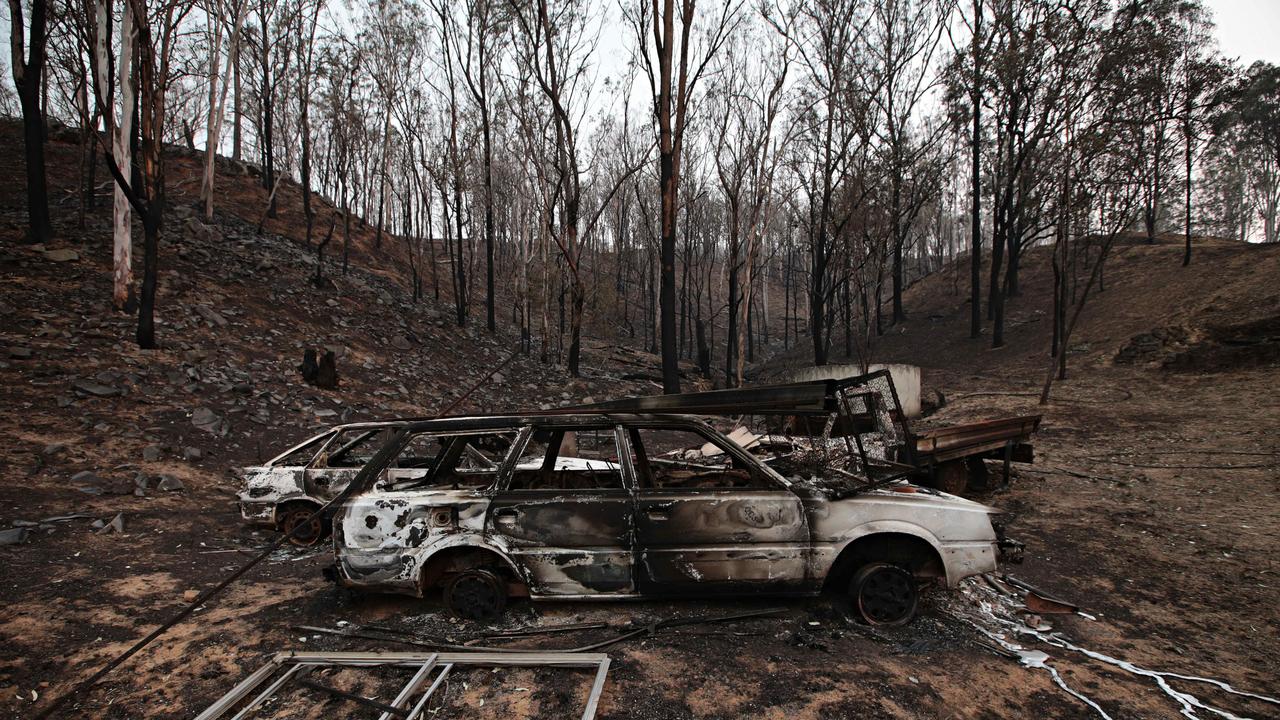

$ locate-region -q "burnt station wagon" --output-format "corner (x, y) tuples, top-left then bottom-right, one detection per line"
(326, 412), (1009, 625)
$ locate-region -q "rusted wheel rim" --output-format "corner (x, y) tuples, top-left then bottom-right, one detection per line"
(854, 563), (917, 625)
(446, 570), (506, 622)
(281, 509), (324, 547)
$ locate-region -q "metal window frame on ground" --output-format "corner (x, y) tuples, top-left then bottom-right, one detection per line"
(194, 650), (611, 720)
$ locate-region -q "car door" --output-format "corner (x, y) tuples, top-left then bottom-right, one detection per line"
(624, 423), (810, 595)
(302, 428), (390, 502)
(484, 424), (636, 597)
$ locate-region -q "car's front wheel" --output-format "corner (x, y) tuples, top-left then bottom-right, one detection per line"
(849, 562), (918, 626)
(443, 568), (508, 622)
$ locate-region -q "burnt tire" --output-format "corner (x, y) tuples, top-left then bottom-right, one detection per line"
(849, 562), (918, 626)
(443, 568), (507, 622)
(279, 505), (327, 547)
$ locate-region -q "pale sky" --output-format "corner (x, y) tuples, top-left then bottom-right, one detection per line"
(1204, 0), (1280, 66)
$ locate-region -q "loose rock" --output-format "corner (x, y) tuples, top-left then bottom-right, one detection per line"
(0, 527), (30, 545)
(72, 380), (121, 398)
(191, 407), (226, 435)
(43, 248), (79, 263)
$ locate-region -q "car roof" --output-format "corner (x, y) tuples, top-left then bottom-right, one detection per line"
(336, 413), (719, 433)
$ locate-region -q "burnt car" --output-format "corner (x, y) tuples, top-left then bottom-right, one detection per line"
(237, 422), (405, 545)
(329, 412), (1008, 625)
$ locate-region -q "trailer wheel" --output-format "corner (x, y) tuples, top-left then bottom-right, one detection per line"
(444, 568), (507, 622)
(849, 562), (918, 626)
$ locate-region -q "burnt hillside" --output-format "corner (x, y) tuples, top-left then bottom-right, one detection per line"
(763, 233), (1280, 395)
(2, 119), (1279, 720)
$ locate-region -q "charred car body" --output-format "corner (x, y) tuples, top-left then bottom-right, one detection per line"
(239, 371), (1028, 624)
(238, 421), (406, 545)
(328, 401), (1016, 625)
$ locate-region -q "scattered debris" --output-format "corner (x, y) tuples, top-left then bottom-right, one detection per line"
(298, 607), (787, 655)
(194, 650), (611, 720)
(954, 577), (1280, 720)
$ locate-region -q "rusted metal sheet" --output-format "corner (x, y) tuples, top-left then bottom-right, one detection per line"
(913, 416), (1043, 464)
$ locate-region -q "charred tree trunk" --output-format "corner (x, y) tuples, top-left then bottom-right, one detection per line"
(11, 0), (53, 244)
(810, 228), (828, 366)
(970, 80), (981, 339)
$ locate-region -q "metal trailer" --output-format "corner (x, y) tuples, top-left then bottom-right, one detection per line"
(911, 415), (1042, 493)
(568, 370), (1041, 495)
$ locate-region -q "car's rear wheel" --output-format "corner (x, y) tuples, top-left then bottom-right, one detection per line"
(443, 568), (507, 622)
(279, 504), (327, 547)
(850, 562), (918, 626)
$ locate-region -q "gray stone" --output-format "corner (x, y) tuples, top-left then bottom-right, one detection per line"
(184, 217), (221, 244)
(43, 248), (79, 263)
(95, 513), (126, 534)
(72, 380), (121, 398)
(195, 305), (229, 327)
(8, 346), (32, 360)
(0, 527), (30, 545)
(183, 446), (203, 461)
(142, 445), (164, 462)
(390, 335), (412, 351)
(191, 407), (226, 435)
(157, 475), (185, 492)
(71, 470), (101, 484)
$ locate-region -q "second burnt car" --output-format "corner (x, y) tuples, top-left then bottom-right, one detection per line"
(328, 411), (1012, 625)
(237, 421), (406, 545)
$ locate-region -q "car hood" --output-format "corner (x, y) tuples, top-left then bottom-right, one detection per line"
(236, 465), (303, 501)
(808, 484), (999, 543)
